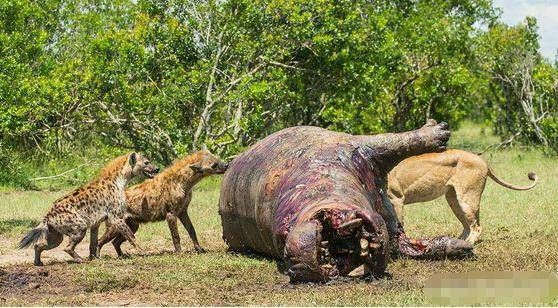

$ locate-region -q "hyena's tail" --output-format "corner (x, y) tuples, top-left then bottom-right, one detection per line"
(19, 222), (48, 249)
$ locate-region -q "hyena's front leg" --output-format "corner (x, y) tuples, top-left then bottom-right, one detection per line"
(89, 222), (100, 259)
(97, 222), (118, 255)
(111, 220), (140, 257)
(178, 210), (205, 253)
(166, 213), (181, 253)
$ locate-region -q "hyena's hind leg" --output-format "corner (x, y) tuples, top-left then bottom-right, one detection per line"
(98, 217), (140, 255)
(112, 218), (140, 249)
(64, 228), (87, 263)
(34, 229), (63, 266)
(109, 220), (140, 257)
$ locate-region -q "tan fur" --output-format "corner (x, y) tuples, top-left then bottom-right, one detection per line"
(387, 149), (537, 244)
(97, 150), (228, 256)
(20, 153), (159, 266)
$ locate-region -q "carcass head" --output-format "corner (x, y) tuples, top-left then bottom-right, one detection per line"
(284, 208), (389, 283)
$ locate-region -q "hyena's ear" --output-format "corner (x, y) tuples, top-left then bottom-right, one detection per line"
(128, 152), (137, 166)
(189, 163), (203, 174)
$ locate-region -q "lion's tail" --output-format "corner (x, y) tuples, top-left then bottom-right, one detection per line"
(487, 167), (538, 191)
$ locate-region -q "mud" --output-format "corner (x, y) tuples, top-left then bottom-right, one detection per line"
(0, 267), (49, 293)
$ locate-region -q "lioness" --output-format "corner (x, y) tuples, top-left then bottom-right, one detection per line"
(387, 149), (537, 244)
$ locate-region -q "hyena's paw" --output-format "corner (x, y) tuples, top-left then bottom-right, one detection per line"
(89, 249), (101, 260)
(117, 252), (132, 259)
(71, 257), (85, 264)
(88, 254), (100, 261)
(194, 246), (207, 253)
(130, 243), (142, 252)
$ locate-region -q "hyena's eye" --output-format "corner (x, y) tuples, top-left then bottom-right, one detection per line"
(211, 162), (219, 169)
(144, 161), (150, 165)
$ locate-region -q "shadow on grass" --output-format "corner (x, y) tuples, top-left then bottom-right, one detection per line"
(0, 219), (39, 235)
(225, 247), (291, 275)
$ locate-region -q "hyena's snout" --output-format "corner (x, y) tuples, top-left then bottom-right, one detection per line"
(219, 161), (229, 172)
(143, 164), (159, 178)
(208, 161), (228, 174)
(140, 159), (159, 179)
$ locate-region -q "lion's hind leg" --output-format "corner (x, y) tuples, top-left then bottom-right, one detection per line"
(445, 187), (473, 241)
(446, 182), (484, 244)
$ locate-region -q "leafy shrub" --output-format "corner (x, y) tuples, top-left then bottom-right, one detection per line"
(0, 149), (32, 189)
(541, 116), (558, 153)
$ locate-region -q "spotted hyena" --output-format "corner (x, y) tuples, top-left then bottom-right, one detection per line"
(19, 152), (159, 266)
(97, 150), (228, 256)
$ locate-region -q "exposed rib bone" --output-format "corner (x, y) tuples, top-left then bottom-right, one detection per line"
(338, 218), (363, 230)
(347, 264), (370, 278)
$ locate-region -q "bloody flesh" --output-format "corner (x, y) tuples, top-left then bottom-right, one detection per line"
(219, 121), (472, 282)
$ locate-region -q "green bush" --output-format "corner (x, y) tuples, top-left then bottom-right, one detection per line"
(0, 149), (32, 189)
(0, 0), (556, 177)
(541, 115), (558, 153)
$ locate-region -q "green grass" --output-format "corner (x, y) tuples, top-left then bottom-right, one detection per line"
(0, 123), (557, 305)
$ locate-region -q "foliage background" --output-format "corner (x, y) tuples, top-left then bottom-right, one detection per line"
(1, 0), (557, 188)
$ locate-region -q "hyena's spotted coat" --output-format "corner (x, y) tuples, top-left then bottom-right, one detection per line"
(19, 152), (159, 266)
(97, 150), (228, 256)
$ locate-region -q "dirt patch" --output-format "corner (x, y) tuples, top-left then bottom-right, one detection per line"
(0, 243), (201, 305)
(0, 257), (195, 306)
(0, 238), (97, 267)
(0, 265), (82, 303)
(0, 267), (50, 294)
(0, 238), (135, 304)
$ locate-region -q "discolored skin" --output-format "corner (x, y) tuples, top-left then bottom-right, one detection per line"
(219, 120), (473, 283)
